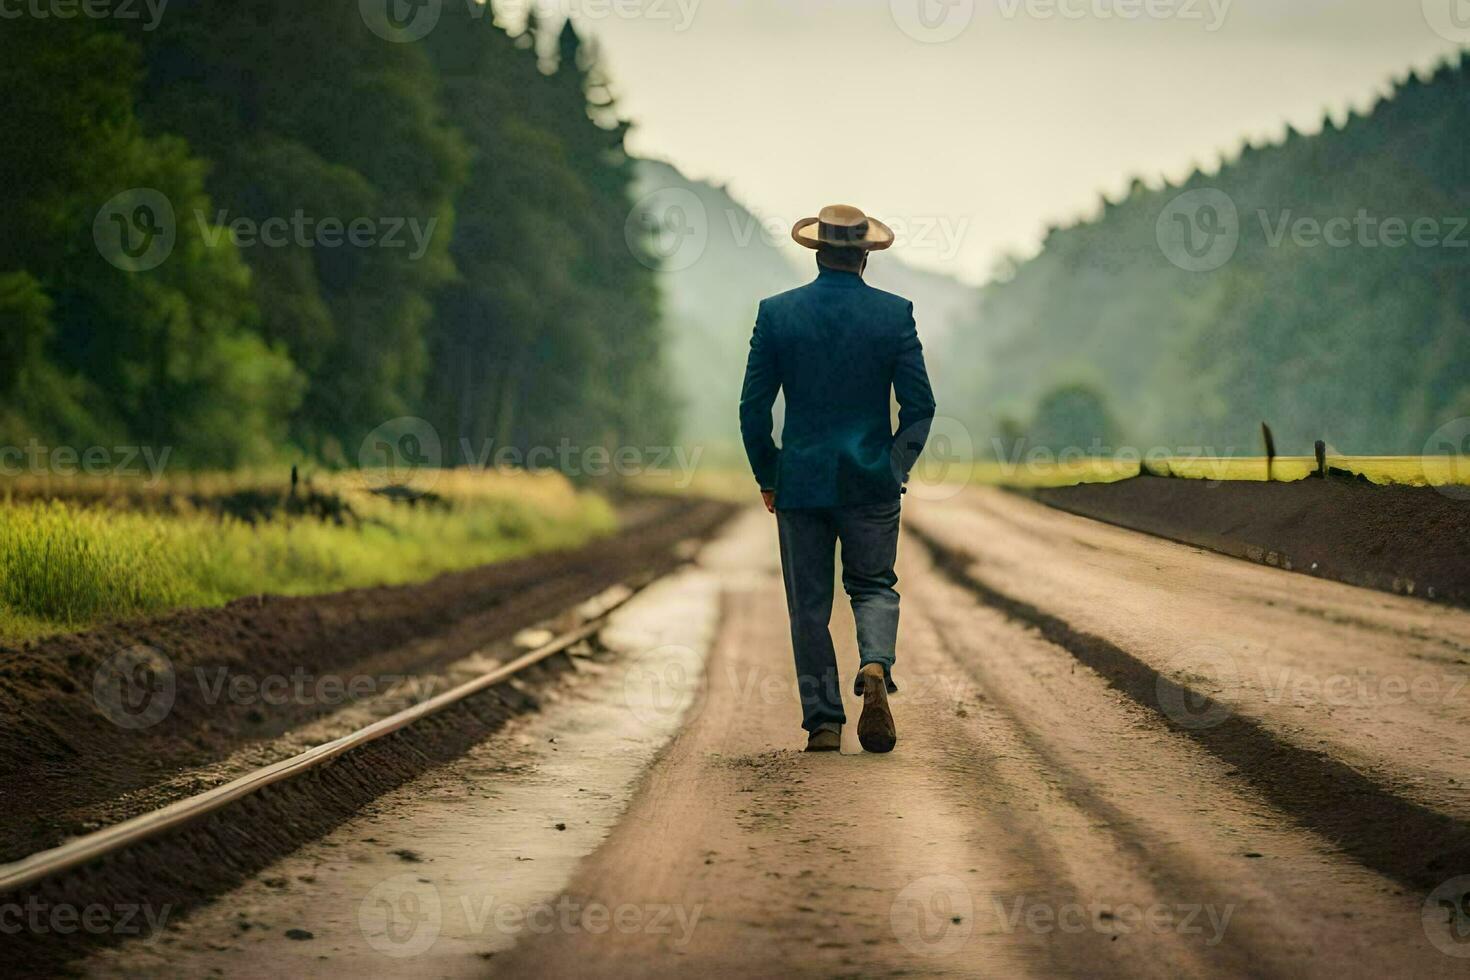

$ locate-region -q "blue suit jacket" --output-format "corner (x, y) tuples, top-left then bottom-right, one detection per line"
(739, 264), (937, 510)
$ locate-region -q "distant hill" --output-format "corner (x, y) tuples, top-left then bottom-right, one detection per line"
(944, 54), (1470, 458)
(633, 159), (976, 450)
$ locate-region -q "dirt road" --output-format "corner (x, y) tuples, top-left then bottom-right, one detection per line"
(84, 492), (1469, 977)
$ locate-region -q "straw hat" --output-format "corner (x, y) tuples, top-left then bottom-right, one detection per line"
(790, 204), (895, 251)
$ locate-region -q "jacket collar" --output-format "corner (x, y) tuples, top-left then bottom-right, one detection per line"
(814, 264), (865, 288)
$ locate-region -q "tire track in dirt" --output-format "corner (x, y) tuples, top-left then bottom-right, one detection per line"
(902, 540), (1454, 976)
(907, 519), (1470, 896)
(924, 488), (1470, 812)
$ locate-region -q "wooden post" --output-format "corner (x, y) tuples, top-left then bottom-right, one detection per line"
(1314, 440), (1327, 479)
(1261, 422), (1276, 482)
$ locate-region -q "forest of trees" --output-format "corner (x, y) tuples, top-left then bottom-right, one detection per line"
(949, 54), (1470, 458)
(0, 1), (673, 468)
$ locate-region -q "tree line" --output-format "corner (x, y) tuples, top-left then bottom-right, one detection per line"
(948, 54), (1470, 458)
(0, 1), (673, 469)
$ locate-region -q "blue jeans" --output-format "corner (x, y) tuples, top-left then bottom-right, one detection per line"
(776, 498), (902, 732)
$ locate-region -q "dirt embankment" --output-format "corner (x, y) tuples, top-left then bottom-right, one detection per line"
(0, 496), (734, 863)
(1032, 474), (1470, 607)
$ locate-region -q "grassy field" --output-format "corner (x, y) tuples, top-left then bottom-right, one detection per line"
(0, 469), (615, 643)
(5, 451), (1463, 642)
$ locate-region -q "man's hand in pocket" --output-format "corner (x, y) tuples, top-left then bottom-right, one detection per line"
(761, 490), (775, 514)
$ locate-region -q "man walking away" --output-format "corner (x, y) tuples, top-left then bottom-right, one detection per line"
(739, 204), (936, 754)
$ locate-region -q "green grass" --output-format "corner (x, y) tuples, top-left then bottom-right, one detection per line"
(0, 471), (615, 642)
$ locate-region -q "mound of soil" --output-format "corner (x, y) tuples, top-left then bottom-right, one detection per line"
(1032, 474), (1470, 606)
(1, 480), (358, 525)
(0, 496), (734, 862)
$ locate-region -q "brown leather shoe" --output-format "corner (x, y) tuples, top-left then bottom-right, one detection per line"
(857, 663), (897, 753)
(805, 727), (841, 752)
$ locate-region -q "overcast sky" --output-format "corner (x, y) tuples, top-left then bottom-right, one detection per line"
(503, 1), (1465, 283)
